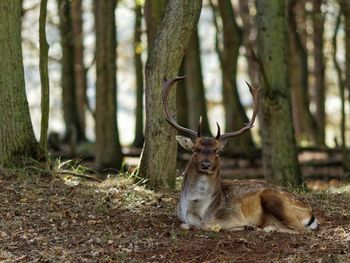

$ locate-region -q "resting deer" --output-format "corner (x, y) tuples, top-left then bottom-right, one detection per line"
(162, 76), (318, 233)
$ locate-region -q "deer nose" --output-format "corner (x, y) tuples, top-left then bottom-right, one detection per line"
(201, 159), (211, 170)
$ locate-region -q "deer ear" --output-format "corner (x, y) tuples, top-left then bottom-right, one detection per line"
(176, 136), (194, 151)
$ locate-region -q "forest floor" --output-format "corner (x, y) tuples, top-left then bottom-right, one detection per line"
(0, 164), (350, 263)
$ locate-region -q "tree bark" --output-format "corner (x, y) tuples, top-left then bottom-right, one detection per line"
(0, 0), (39, 167)
(39, 0), (50, 157)
(256, 0), (302, 187)
(138, 0), (202, 191)
(132, 0), (144, 148)
(94, 0), (123, 169)
(144, 0), (167, 49)
(71, 0), (87, 139)
(57, 0), (85, 142)
(184, 28), (211, 136)
(312, 0), (326, 145)
(217, 0), (255, 158)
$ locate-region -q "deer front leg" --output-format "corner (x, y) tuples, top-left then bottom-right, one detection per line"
(177, 201), (204, 230)
(186, 212), (203, 229)
(186, 212), (223, 232)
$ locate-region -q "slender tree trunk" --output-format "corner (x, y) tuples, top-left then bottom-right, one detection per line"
(39, 0), (50, 157)
(71, 0), (87, 139)
(332, 9), (348, 172)
(0, 0), (39, 167)
(94, 0), (123, 169)
(288, 0), (320, 145)
(57, 0), (85, 143)
(132, 0), (144, 148)
(256, 0), (302, 187)
(238, 0), (259, 87)
(217, 0), (255, 158)
(338, 0), (350, 171)
(312, 0), (326, 145)
(287, 0), (306, 142)
(138, 0), (202, 191)
(184, 28), (211, 136)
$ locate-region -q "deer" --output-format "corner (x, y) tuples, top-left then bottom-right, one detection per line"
(162, 76), (318, 233)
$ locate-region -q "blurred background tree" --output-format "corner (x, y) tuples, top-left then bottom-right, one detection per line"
(57, 0), (85, 143)
(93, 0), (123, 170)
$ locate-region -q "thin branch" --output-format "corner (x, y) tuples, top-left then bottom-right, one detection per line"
(39, 0), (50, 158)
(84, 54), (96, 120)
(57, 170), (103, 182)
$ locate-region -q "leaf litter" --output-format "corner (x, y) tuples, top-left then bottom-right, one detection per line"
(0, 171), (349, 262)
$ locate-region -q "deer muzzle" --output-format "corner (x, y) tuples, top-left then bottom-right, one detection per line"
(200, 159), (212, 171)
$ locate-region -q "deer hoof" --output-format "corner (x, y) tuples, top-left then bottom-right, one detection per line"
(203, 223), (221, 232)
(180, 223), (190, 230)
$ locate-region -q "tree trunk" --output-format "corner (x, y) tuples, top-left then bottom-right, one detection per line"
(338, 0), (350, 171)
(217, 0), (255, 158)
(312, 0), (326, 145)
(57, 0), (85, 143)
(333, 10), (348, 172)
(0, 0), (39, 167)
(138, 0), (202, 191)
(288, 0), (320, 145)
(287, 0), (306, 142)
(256, 0), (302, 187)
(132, 0), (144, 148)
(94, 0), (123, 169)
(184, 28), (211, 136)
(39, 0), (50, 157)
(71, 0), (87, 139)
(238, 0), (259, 87)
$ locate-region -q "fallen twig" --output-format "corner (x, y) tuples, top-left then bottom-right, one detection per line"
(56, 170), (103, 182)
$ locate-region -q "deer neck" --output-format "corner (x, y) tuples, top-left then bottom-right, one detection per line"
(183, 156), (223, 200)
(177, 156), (223, 226)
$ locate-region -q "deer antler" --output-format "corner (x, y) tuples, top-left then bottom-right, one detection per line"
(162, 76), (198, 138)
(219, 82), (261, 140)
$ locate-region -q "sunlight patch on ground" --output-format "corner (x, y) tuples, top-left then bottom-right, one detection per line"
(328, 184), (350, 194)
(94, 176), (174, 211)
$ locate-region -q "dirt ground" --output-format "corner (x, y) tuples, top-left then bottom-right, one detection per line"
(0, 168), (350, 263)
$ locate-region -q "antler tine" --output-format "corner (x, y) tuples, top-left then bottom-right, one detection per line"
(162, 76), (198, 138)
(197, 116), (203, 138)
(220, 82), (261, 140)
(215, 122), (221, 140)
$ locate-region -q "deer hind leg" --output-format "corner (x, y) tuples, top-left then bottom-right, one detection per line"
(260, 189), (318, 232)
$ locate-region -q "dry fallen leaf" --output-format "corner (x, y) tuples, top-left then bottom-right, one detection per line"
(0, 231), (8, 239)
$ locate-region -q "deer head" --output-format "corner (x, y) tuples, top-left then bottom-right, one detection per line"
(162, 76), (261, 175)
